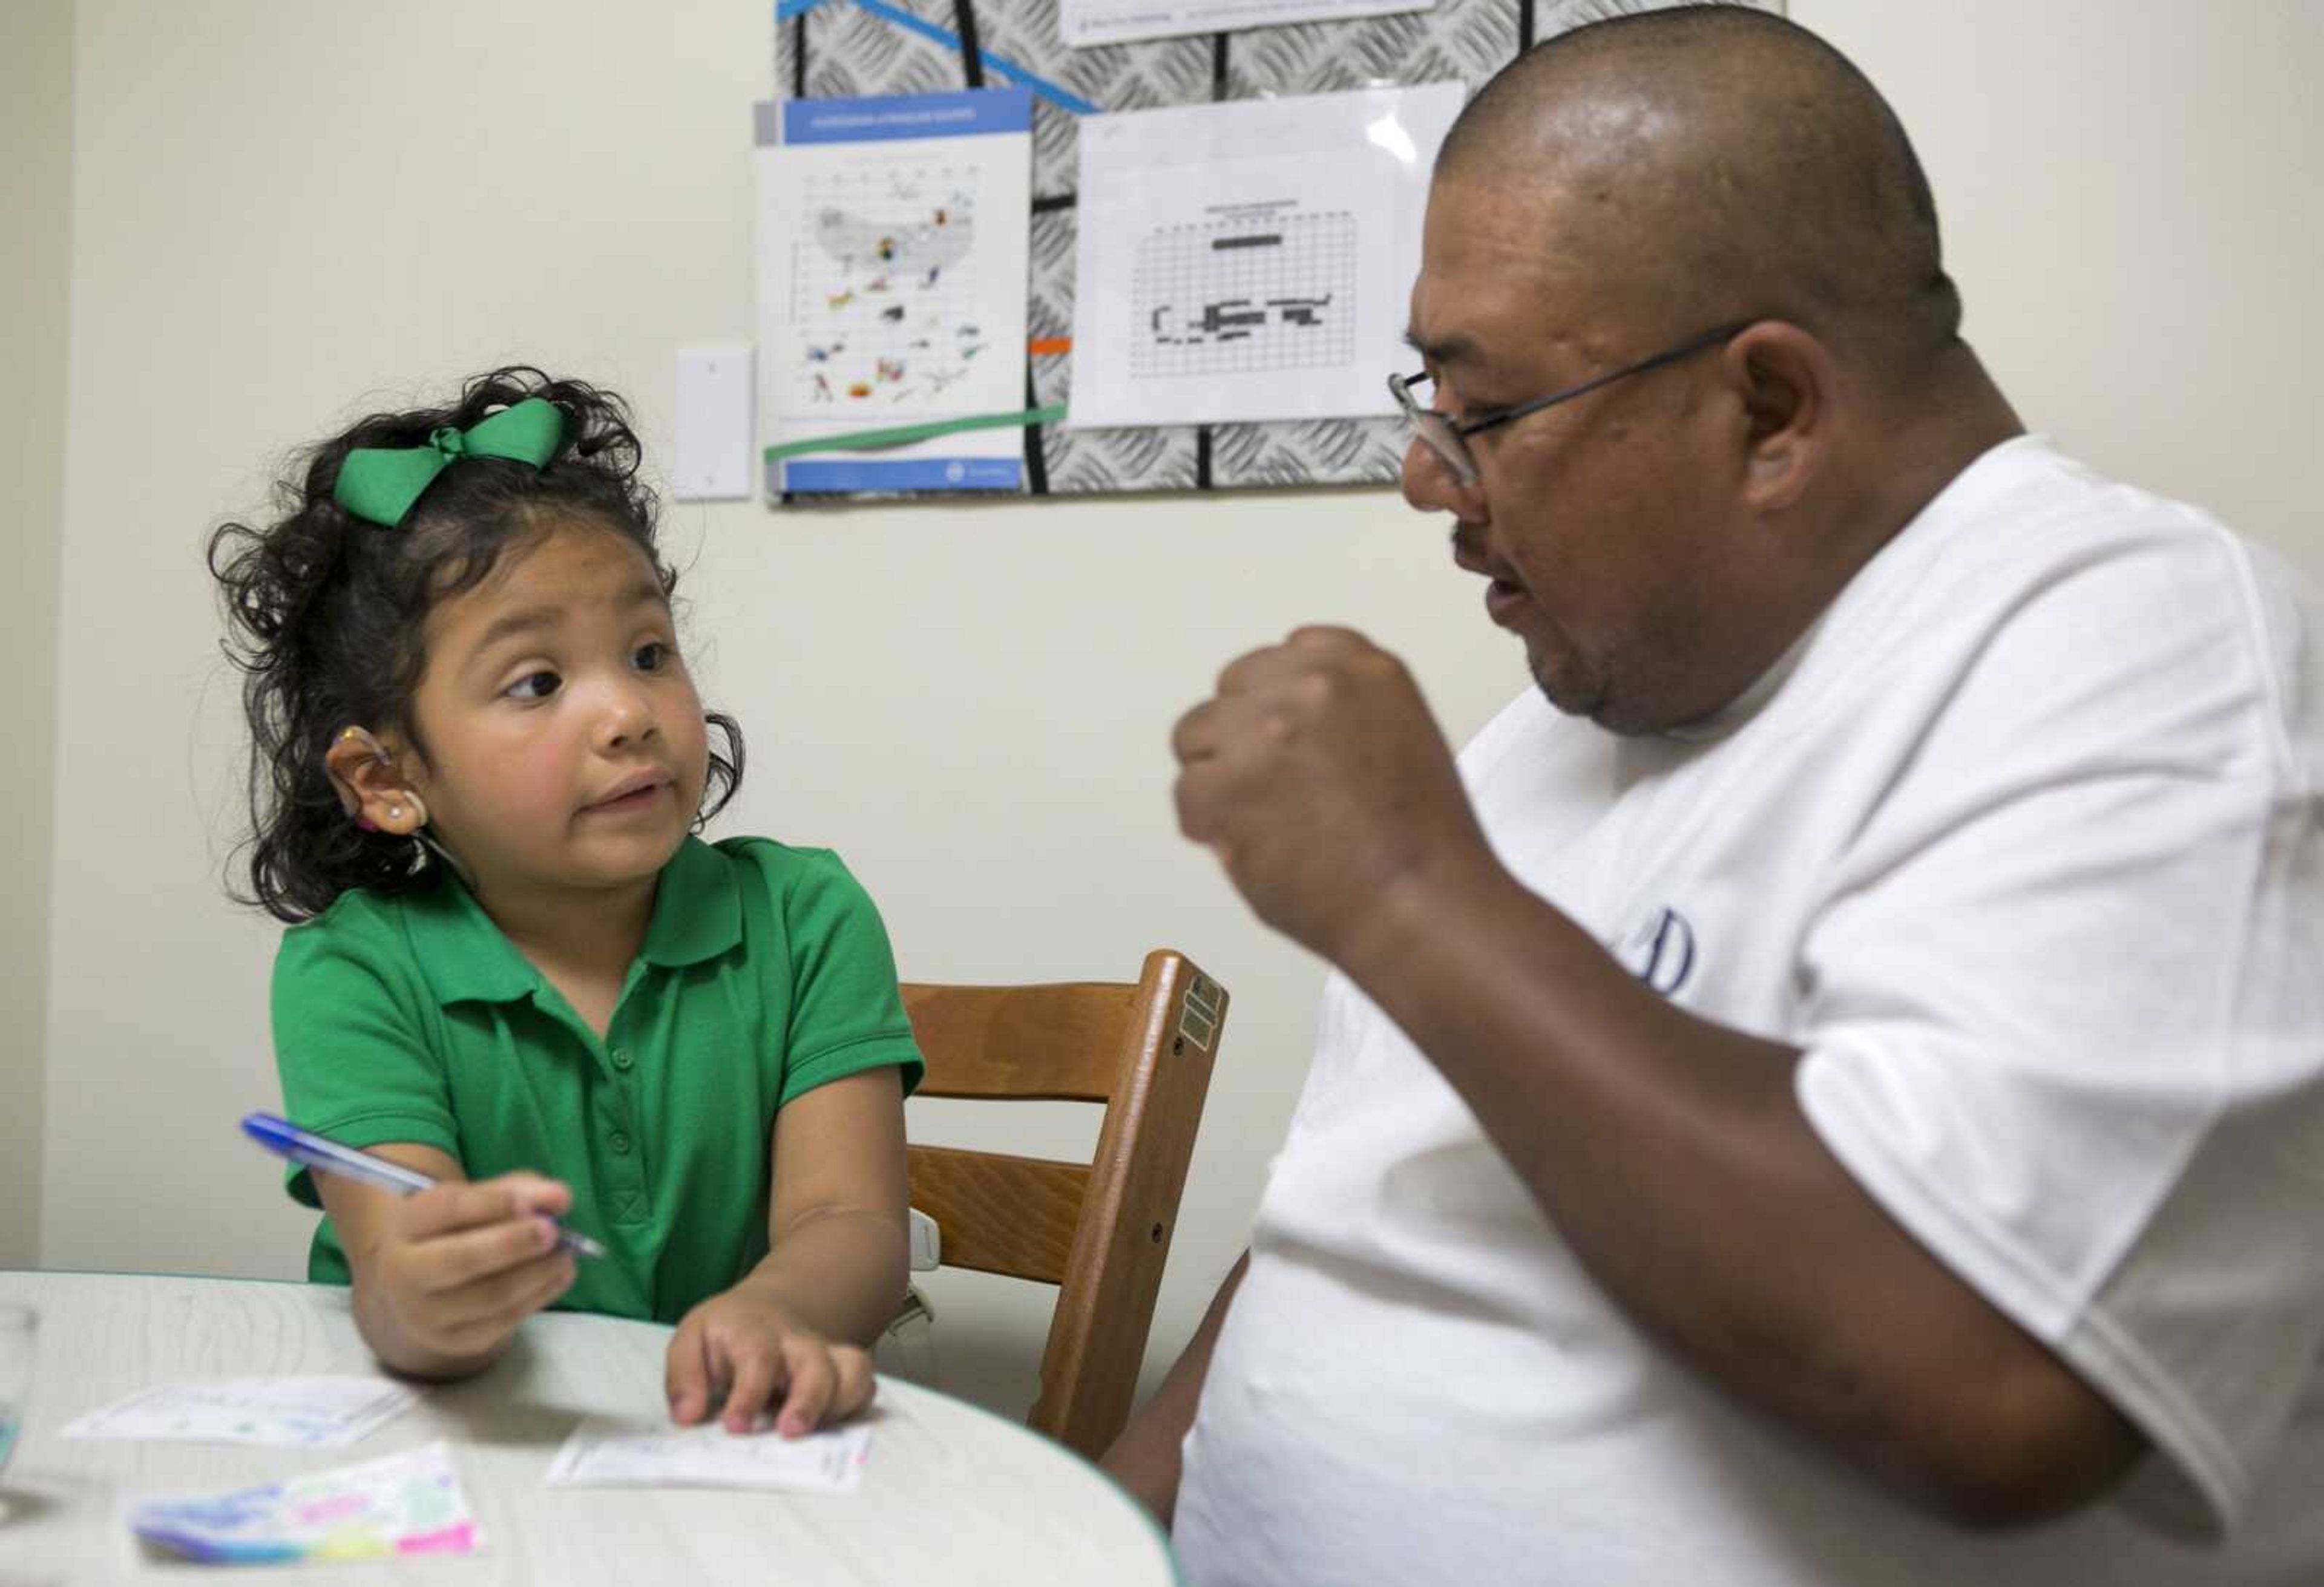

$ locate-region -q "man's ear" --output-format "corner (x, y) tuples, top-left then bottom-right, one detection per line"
(324, 725), (428, 836)
(1724, 321), (1830, 514)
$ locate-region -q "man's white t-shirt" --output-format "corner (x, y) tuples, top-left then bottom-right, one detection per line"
(1173, 438), (2324, 1586)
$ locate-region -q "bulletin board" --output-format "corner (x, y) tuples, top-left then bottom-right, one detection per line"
(769, 0), (1773, 497)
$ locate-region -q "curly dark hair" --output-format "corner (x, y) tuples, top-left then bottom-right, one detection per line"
(209, 365), (744, 923)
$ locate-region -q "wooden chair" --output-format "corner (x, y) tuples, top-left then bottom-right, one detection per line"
(900, 949), (1227, 1460)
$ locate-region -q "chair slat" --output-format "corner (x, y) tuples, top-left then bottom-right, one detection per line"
(898, 950), (1227, 1460)
(1031, 954), (1223, 1453)
(901, 981), (1137, 1102)
(905, 1144), (1090, 1286)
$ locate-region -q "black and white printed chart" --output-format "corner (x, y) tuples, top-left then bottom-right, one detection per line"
(1131, 207), (1360, 380)
(1069, 82), (1462, 429)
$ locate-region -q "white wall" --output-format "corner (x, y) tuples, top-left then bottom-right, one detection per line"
(1795, 0), (2324, 559)
(31, 0), (2324, 1421)
(0, 0), (73, 1271)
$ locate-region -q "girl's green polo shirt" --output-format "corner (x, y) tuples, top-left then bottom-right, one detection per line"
(270, 836), (924, 1324)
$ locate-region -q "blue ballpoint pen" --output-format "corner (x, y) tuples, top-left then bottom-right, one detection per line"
(240, 1111), (606, 1258)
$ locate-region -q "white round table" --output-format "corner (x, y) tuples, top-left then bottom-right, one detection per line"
(0, 1270), (1177, 1585)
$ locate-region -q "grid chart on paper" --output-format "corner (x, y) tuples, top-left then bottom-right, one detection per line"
(1131, 209), (1358, 379)
(788, 162), (988, 413)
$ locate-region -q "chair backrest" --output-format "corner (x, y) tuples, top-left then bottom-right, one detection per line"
(901, 948), (1227, 1459)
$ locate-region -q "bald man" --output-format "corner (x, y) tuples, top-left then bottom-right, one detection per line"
(1108, 10), (2324, 1585)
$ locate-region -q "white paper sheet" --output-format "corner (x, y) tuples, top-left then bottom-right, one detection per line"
(64, 1376), (415, 1450)
(1060, 0), (1434, 48)
(755, 90), (1032, 494)
(544, 1418), (872, 1494)
(128, 1442), (484, 1565)
(1068, 81), (1463, 428)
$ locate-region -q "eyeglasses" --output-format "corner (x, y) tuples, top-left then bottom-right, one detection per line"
(1389, 320), (1753, 486)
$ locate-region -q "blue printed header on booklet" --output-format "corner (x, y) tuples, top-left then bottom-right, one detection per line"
(784, 90), (1033, 147)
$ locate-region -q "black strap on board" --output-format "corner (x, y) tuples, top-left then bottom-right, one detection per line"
(950, 2), (1054, 493)
(1193, 29), (1231, 492)
(953, 1), (985, 87)
(781, 0), (810, 500)
(1023, 367), (1050, 494)
(779, 5), (799, 509)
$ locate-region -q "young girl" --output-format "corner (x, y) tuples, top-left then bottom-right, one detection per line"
(211, 367), (922, 1438)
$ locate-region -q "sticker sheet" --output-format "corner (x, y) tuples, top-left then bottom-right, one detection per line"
(128, 1442), (482, 1565)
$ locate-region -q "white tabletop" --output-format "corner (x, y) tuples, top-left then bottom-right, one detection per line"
(0, 1270), (1177, 1586)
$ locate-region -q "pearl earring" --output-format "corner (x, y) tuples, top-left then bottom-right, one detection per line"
(389, 803), (405, 820)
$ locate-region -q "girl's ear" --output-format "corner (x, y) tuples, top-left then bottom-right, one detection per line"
(324, 725), (427, 836)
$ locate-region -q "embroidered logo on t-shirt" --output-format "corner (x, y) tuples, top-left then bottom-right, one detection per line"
(1619, 906), (1696, 997)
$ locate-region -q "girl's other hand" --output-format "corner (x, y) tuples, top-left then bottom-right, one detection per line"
(665, 1285), (876, 1438)
(366, 1172), (579, 1373)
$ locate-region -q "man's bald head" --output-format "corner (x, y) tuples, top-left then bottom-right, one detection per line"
(1435, 6), (1960, 379)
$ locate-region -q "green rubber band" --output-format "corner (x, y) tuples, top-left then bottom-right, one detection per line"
(763, 404), (1067, 462)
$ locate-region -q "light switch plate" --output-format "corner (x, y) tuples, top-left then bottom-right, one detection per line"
(672, 344), (753, 500)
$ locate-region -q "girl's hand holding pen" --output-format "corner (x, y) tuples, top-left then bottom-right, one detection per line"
(358, 1173), (579, 1376)
(242, 1117), (594, 1378)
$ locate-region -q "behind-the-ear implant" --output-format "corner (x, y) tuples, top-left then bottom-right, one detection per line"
(328, 723), (465, 884)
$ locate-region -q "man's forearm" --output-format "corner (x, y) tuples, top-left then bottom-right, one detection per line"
(1101, 1252), (1249, 1527)
(1336, 857), (2143, 1525)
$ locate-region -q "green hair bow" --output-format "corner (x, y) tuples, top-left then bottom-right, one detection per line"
(330, 397), (566, 527)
